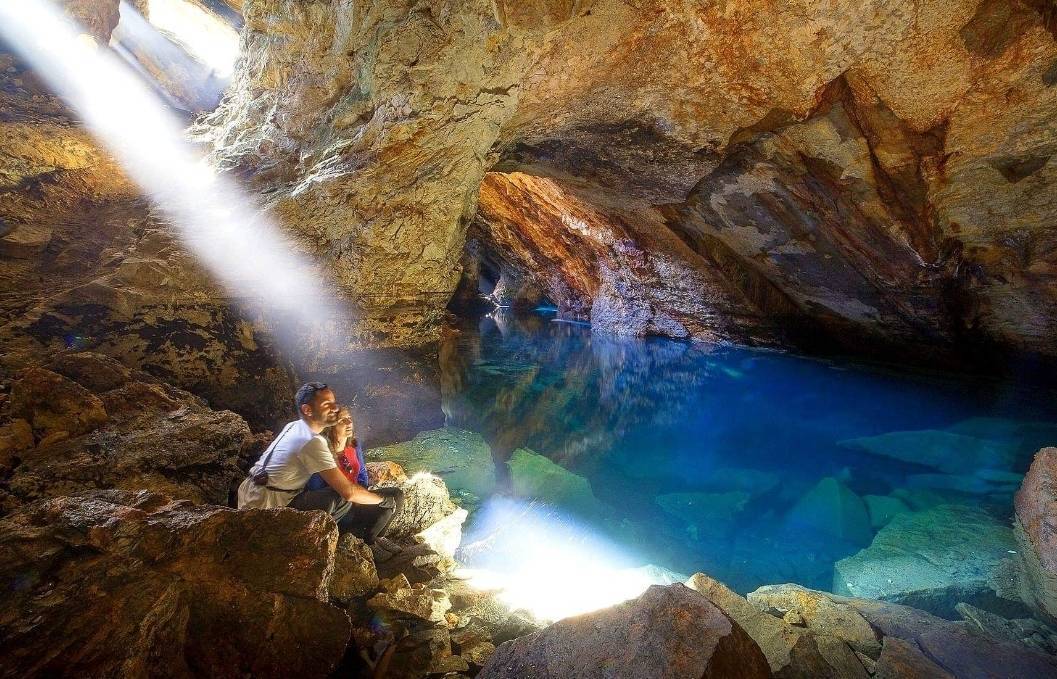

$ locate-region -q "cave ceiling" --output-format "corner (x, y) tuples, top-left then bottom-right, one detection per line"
(2, 0), (1056, 382)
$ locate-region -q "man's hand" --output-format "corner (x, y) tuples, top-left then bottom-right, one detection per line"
(318, 467), (385, 504)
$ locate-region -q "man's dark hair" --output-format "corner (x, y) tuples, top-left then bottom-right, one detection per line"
(295, 382), (329, 414)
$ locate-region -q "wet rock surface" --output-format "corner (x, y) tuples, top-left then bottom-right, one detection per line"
(1014, 447), (1057, 620)
(0, 490), (351, 678)
(1, 352), (254, 512)
(833, 504), (1020, 618)
(479, 583), (771, 679)
(741, 584), (1057, 679)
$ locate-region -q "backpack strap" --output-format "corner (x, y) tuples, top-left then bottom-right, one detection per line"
(253, 422), (294, 473)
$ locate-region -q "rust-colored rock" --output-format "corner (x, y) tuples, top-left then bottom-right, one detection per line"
(1014, 447), (1057, 620)
(0, 490), (351, 678)
(10, 366), (108, 439)
(367, 460), (409, 485)
(478, 584), (771, 679)
(3, 352), (253, 509)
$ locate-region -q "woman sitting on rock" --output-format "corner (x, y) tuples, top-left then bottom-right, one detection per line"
(305, 406), (404, 544)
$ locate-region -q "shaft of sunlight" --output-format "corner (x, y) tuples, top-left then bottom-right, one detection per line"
(456, 497), (685, 622)
(146, 0), (239, 78)
(0, 0), (338, 332)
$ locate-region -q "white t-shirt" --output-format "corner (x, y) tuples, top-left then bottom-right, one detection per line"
(237, 419), (336, 509)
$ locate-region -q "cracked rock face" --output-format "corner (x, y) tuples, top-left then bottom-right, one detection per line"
(4, 0), (1057, 420)
(1, 352), (254, 512)
(0, 490), (351, 678)
(195, 0), (1057, 363)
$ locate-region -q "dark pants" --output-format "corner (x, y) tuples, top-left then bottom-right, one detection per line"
(290, 486), (404, 544)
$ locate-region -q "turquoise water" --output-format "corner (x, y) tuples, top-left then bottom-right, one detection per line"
(438, 311), (1057, 602)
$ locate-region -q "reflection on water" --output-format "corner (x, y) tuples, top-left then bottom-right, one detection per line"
(437, 310), (1057, 602)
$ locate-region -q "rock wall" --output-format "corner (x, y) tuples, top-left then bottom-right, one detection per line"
(196, 0), (1057, 363)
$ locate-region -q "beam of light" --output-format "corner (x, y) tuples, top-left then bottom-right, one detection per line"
(0, 0), (340, 339)
(111, 1), (228, 113)
(455, 497), (686, 623)
(146, 0), (239, 78)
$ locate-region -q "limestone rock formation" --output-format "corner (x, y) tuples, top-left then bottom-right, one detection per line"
(1014, 446), (1057, 620)
(378, 472), (458, 541)
(2, 352), (254, 510)
(833, 504), (1019, 617)
(0, 0), (295, 429)
(185, 0), (1057, 366)
(0, 490), (351, 678)
(368, 427), (497, 500)
(746, 584), (1057, 679)
(687, 573), (872, 678)
(478, 583), (771, 679)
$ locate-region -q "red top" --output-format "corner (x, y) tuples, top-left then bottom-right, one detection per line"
(336, 443), (362, 484)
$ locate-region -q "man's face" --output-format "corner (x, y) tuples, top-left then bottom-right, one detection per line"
(305, 388), (339, 427)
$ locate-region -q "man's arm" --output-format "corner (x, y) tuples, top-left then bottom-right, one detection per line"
(318, 467), (385, 505)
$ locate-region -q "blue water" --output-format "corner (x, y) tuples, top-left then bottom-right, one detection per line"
(438, 310), (1057, 595)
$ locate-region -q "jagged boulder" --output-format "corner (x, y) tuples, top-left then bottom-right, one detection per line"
(751, 586), (1057, 679)
(1013, 447), (1057, 621)
(479, 584), (771, 679)
(687, 574), (871, 678)
(2, 353), (253, 509)
(0, 490), (351, 678)
(329, 533), (378, 603)
(833, 504), (1018, 617)
(379, 472), (458, 540)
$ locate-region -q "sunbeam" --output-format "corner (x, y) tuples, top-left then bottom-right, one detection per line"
(0, 0), (340, 347)
(456, 497), (685, 622)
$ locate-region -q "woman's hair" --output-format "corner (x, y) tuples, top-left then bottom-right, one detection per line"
(325, 406), (354, 453)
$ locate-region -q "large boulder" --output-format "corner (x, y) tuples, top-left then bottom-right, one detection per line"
(3, 353), (253, 509)
(839, 430), (1020, 474)
(746, 585), (1057, 679)
(379, 472), (459, 540)
(478, 584), (771, 679)
(1013, 447), (1057, 621)
(369, 428), (496, 499)
(784, 477), (872, 545)
(0, 490), (351, 678)
(9, 366), (108, 440)
(747, 583), (881, 658)
(687, 574), (871, 678)
(507, 447), (603, 516)
(833, 504), (1019, 618)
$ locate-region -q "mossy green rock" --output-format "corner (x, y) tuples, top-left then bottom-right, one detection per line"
(507, 448), (601, 516)
(369, 428), (496, 499)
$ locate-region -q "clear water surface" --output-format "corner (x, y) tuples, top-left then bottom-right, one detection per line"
(433, 310), (1057, 601)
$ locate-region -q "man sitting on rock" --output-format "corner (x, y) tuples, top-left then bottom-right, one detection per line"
(237, 382), (389, 539)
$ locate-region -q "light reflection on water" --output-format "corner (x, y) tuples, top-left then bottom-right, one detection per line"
(439, 310), (1057, 596)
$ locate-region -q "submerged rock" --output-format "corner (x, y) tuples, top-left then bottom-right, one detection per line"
(655, 490), (750, 542)
(947, 418), (1057, 454)
(369, 428), (496, 499)
(840, 430), (1020, 474)
(478, 584), (770, 679)
(507, 448), (602, 515)
(1013, 447), (1057, 621)
(834, 505), (1019, 618)
(784, 477), (872, 545)
(955, 602), (1057, 655)
(0, 490), (351, 678)
(863, 494), (912, 529)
